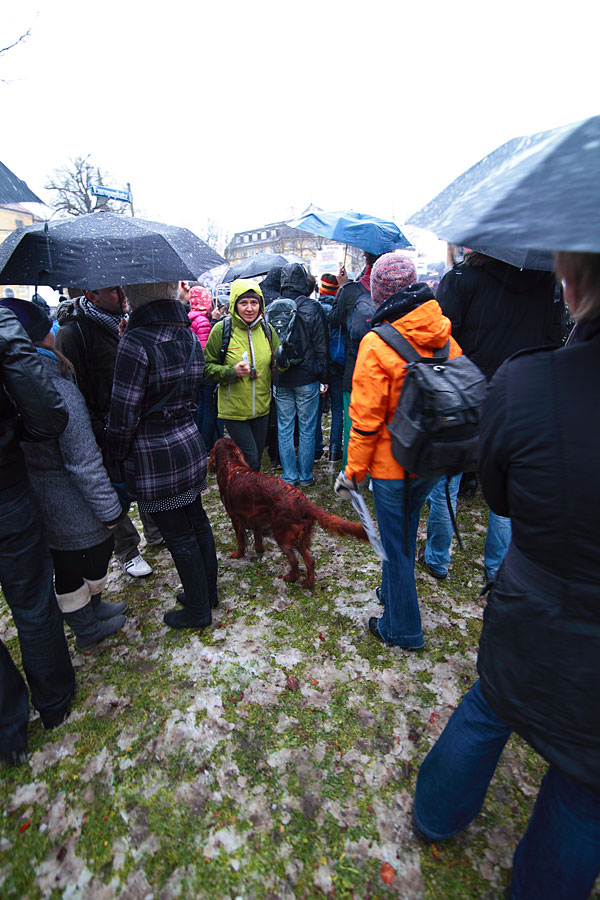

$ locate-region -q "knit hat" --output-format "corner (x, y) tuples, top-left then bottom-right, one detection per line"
(319, 273), (338, 297)
(371, 253), (417, 307)
(189, 286), (213, 313)
(0, 297), (52, 342)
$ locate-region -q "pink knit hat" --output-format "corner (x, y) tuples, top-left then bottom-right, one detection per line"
(189, 286), (212, 313)
(371, 253), (417, 307)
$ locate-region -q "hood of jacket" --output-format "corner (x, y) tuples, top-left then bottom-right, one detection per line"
(280, 263), (309, 298)
(392, 294), (453, 350)
(228, 279), (266, 328)
(126, 297), (191, 331)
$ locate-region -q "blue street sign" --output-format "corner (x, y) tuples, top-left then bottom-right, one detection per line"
(90, 184), (131, 202)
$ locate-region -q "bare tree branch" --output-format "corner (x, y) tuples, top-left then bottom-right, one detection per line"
(45, 155), (127, 217)
(0, 28), (31, 56)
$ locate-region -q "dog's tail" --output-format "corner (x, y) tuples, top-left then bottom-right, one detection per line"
(306, 501), (368, 542)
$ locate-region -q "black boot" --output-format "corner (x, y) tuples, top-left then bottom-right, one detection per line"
(177, 590), (218, 609)
(91, 593), (128, 620)
(164, 607), (211, 629)
(63, 602), (126, 651)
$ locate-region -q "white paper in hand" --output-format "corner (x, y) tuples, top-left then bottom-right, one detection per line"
(349, 490), (387, 561)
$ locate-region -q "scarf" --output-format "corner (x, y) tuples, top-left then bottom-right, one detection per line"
(79, 295), (123, 336)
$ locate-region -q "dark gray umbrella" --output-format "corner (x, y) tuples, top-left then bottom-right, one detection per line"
(408, 115), (600, 253)
(0, 211), (226, 290)
(223, 253), (290, 283)
(0, 161), (42, 205)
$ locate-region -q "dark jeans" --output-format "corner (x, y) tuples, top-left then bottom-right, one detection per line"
(222, 415), (269, 472)
(113, 509), (141, 563)
(0, 641), (29, 757)
(315, 370), (344, 455)
(151, 494), (217, 624)
(414, 679), (600, 899)
(196, 381), (223, 453)
(52, 535), (114, 594)
(0, 479), (75, 729)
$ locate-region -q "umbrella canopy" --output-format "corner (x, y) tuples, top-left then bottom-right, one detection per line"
(408, 115), (600, 253)
(287, 210), (410, 255)
(0, 160), (42, 205)
(222, 253), (289, 283)
(0, 211), (226, 290)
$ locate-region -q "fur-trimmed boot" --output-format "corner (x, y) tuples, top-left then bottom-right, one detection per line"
(57, 585), (126, 651)
(85, 575), (127, 620)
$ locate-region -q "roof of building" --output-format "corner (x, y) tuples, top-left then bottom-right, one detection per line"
(0, 161), (42, 205)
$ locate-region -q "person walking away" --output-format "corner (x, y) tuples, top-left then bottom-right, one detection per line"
(204, 279), (281, 471)
(55, 285), (156, 576)
(413, 250), (600, 900)
(334, 254), (461, 648)
(272, 263), (328, 487)
(0, 303), (75, 762)
(107, 281), (218, 630)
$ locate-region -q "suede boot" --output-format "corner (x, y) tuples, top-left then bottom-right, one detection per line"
(90, 593), (128, 620)
(62, 601), (126, 651)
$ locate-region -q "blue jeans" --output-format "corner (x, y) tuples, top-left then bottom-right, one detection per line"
(0, 479), (75, 729)
(424, 474), (462, 575)
(485, 510), (512, 578)
(314, 370), (344, 456)
(372, 476), (432, 647)
(414, 679), (600, 900)
(275, 382), (320, 484)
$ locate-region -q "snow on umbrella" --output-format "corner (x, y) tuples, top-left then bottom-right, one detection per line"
(222, 253), (290, 284)
(287, 210), (410, 255)
(0, 211), (226, 290)
(407, 115), (600, 253)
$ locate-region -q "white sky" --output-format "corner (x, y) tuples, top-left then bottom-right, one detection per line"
(1, 0), (597, 245)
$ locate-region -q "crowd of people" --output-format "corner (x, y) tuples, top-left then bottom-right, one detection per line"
(0, 243), (598, 898)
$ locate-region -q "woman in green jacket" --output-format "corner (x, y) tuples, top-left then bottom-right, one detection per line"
(204, 279), (281, 470)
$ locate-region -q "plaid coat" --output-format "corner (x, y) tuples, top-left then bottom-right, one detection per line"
(106, 299), (206, 501)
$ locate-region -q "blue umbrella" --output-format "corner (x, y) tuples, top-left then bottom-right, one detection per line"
(408, 115), (600, 253)
(288, 210), (410, 255)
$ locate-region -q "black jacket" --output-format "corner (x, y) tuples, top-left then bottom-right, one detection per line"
(329, 280), (372, 391)
(477, 320), (600, 794)
(0, 308), (69, 482)
(437, 257), (562, 380)
(55, 300), (120, 446)
(276, 264), (328, 387)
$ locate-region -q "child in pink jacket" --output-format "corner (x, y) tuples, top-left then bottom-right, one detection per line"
(188, 286), (213, 348)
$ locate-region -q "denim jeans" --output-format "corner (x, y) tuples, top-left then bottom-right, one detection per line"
(414, 679), (600, 900)
(485, 510), (512, 578)
(372, 476), (432, 647)
(151, 493), (217, 623)
(0, 479), (75, 728)
(424, 474), (462, 575)
(274, 382), (320, 484)
(314, 370), (344, 457)
(0, 641), (30, 758)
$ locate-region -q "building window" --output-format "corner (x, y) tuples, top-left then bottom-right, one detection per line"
(261, 231), (267, 240)
(271, 230), (277, 239)
(243, 235), (249, 243)
(14, 219), (23, 227)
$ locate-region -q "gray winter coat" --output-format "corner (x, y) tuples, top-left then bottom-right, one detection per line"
(21, 353), (122, 551)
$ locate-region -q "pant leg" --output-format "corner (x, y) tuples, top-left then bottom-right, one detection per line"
(151, 502), (212, 625)
(511, 767), (600, 900)
(342, 390), (352, 467)
(113, 509), (141, 564)
(274, 385), (299, 484)
(222, 418), (259, 471)
(372, 476), (431, 647)
(0, 480), (75, 727)
(248, 414), (269, 471)
(139, 508), (163, 546)
(0, 641), (29, 758)
(186, 494), (218, 606)
(296, 382), (320, 483)
(328, 370), (344, 454)
(414, 679), (511, 839)
(425, 474), (462, 575)
(315, 393), (325, 454)
(485, 509), (512, 578)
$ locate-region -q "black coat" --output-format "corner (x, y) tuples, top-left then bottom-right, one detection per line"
(0, 308), (68, 482)
(55, 301), (120, 446)
(437, 257), (563, 380)
(477, 320), (600, 794)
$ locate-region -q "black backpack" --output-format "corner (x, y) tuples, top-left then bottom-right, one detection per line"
(373, 321), (487, 549)
(265, 298), (309, 366)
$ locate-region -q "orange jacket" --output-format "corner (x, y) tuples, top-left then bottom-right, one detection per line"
(346, 299), (462, 481)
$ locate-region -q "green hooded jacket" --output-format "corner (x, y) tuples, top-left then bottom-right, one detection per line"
(204, 279), (281, 421)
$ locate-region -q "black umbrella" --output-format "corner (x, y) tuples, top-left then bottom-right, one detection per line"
(0, 161), (42, 205)
(408, 115), (600, 253)
(0, 211), (226, 290)
(223, 253), (290, 283)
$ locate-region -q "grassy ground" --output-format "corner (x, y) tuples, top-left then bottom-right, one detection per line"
(1, 447), (597, 899)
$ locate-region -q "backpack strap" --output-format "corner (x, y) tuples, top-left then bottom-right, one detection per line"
(218, 316), (232, 365)
(373, 321), (449, 363)
(140, 339), (196, 420)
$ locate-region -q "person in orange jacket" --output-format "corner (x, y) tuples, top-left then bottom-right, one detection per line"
(334, 253), (462, 648)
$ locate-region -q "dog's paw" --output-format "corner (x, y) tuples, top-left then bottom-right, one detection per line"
(228, 551), (244, 559)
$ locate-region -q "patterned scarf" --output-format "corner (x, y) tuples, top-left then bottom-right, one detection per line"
(79, 295), (123, 336)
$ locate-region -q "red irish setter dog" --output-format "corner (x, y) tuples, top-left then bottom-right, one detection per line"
(209, 438), (367, 587)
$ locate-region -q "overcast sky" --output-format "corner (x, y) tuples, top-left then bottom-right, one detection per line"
(2, 0), (597, 244)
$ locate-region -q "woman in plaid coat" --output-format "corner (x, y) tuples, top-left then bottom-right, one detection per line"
(107, 282), (218, 630)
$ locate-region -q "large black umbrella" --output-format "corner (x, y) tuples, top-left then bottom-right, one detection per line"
(222, 253), (290, 283)
(0, 211), (226, 290)
(0, 160), (42, 205)
(408, 115), (600, 253)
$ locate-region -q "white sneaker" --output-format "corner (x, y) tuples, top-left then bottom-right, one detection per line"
(121, 554), (152, 577)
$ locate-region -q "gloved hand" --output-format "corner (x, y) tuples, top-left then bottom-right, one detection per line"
(275, 343), (290, 367)
(334, 469), (358, 500)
